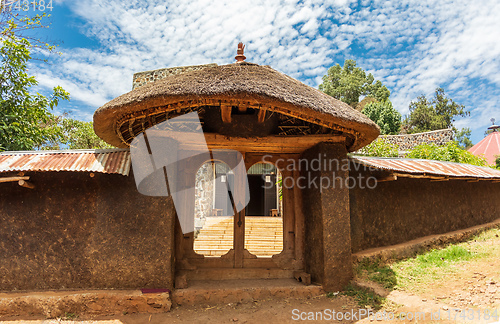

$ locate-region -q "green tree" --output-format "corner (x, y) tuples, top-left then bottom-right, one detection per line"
(496, 156), (500, 169)
(357, 138), (400, 157)
(319, 59), (390, 107)
(1, 2), (56, 48)
(41, 115), (112, 150)
(402, 88), (469, 134)
(406, 141), (488, 166)
(0, 21), (69, 151)
(454, 128), (473, 150)
(361, 100), (402, 135)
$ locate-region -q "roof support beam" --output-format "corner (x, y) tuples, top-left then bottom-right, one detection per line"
(220, 105), (232, 123)
(376, 174), (397, 182)
(0, 176), (29, 183)
(257, 106), (266, 123)
(18, 179), (35, 189)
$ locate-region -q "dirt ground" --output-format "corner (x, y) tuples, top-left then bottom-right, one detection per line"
(0, 294), (361, 323)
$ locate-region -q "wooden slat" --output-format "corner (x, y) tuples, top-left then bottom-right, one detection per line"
(221, 105), (232, 123)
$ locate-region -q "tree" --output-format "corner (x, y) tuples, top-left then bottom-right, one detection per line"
(402, 88), (469, 134)
(454, 127), (473, 150)
(1, 3), (56, 54)
(319, 59), (390, 107)
(0, 20), (69, 151)
(406, 142), (488, 166)
(361, 100), (402, 135)
(41, 114), (112, 150)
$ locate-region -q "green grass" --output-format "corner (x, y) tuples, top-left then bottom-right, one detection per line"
(395, 245), (478, 289)
(356, 258), (397, 289)
(328, 284), (386, 310)
(356, 227), (500, 292)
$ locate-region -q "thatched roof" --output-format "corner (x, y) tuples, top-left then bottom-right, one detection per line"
(94, 62), (379, 151)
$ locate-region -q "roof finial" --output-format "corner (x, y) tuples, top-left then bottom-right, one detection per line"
(488, 118), (499, 132)
(235, 42), (246, 62)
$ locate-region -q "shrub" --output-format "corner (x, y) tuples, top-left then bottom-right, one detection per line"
(406, 141), (488, 166)
(358, 138), (400, 157)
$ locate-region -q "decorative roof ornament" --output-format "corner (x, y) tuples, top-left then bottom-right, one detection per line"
(488, 118), (499, 132)
(235, 42), (246, 62)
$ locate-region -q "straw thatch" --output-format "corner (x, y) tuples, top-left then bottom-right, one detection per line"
(94, 62), (380, 151)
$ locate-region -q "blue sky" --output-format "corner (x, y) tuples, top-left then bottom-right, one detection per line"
(26, 0), (500, 145)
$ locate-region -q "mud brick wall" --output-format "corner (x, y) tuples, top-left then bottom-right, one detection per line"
(301, 143), (352, 291)
(0, 171), (175, 291)
(132, 64), (218, 89)
(349, 167), (500, 253)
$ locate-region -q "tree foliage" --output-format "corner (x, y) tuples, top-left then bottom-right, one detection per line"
(41, 115), (112, 150)
(454, 127), (473, 150)
(0, 19), (69, 151)
(1, 3), (56, 53)
(402, 88), (469, 134)
(361, 100), (402, 135)
(406, 141), (488, 166)
(357, 138), (400, 157)
(319, 59), (390, 107)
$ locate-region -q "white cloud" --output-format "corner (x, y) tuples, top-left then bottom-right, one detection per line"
(33, 0), (500, 144)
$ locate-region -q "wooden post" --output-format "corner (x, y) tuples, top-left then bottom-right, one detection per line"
(293, 168), (305, 264)
(18, 179), (35, 189)
(233, 152), (245, 268)
(281, 168), (295, 254)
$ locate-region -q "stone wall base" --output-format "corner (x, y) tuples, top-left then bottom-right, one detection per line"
(0, 290), (171, 318)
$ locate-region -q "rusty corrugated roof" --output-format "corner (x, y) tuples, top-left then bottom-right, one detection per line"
(0, 149), (131, 176)
(351, 156), (500, 180)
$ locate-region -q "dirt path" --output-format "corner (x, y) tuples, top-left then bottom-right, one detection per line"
(353, 230), (500, 324)
(1, 294), (362, 323)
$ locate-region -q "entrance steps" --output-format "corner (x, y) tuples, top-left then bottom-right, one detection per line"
(194, 216), (283, 257)
(171, 279), (324, 306)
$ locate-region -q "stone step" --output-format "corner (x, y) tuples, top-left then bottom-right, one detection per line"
(172, 278), (324, 306)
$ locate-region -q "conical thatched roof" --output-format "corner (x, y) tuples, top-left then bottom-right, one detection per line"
(94, 62), (379, 151)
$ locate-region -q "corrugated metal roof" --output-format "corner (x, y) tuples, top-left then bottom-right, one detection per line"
(0, 149), (131, 176)
(351, 156), (500, 180)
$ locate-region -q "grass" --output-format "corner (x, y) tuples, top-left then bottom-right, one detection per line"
(328, 284), (386, 311)
(356, 227), (500, 292)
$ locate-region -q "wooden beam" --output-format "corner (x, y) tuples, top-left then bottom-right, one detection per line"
(221, 105), (232, 123)
(0, 176), (29, 183)
(145, 130), (346, 153)
(430, 177), (449, 182)
(257, 107), (266, 123)
(376, 174), (397, 182)
(18, 179), (35, 189)
(202, 134), (345, 153)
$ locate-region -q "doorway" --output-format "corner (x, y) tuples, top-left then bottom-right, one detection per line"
(178, 153), (302, 281)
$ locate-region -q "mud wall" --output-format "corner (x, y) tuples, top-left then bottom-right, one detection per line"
(0, 171), (175, 291)
(302, 143), (352, 291)
(349, 170), (500, 253)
